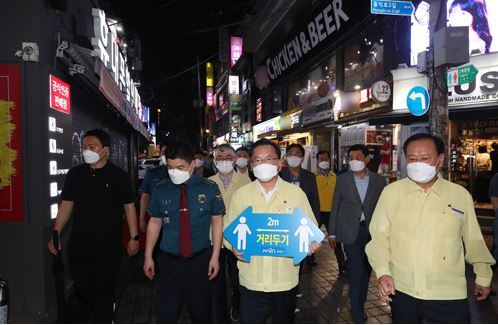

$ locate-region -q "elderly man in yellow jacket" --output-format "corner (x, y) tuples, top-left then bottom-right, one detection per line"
(366, 133), (495, 323)
(209, 144), (251, 322)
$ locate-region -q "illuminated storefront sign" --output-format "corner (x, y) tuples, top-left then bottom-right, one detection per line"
(229, 75), (240, 94)
(230, 36), (243, 68)
(206, 62), (214, 87)
(91, 8), (141, 116)
(253, 116), (281, 139)
(49, 75), (71, 114)
(206, 87), (214, 106)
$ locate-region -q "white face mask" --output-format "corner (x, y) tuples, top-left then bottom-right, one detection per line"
(349, 160), (366, 172)
(194, 159), (204, 168)
(407, 161), (438, 184)
(168, 166), (192, 185)
(318, 161), (330, 170)
(236, 157), (248, 168)
(253, 163), (278, 182)
(160, 155), (167, 166)
(215, 160), (234, 174)
(83, 149), (105, 164)
(287, 156), (302, 168)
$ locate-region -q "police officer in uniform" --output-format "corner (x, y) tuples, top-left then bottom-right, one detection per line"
(139, 139), (169, 233)
(143, 142), (225, 323)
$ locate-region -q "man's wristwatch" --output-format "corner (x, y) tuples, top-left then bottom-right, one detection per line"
(131, 234), (139, 241)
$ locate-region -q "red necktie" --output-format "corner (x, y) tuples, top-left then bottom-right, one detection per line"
(179, 184), (192, 258)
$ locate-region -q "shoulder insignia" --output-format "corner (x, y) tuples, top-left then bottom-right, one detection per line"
(203, 178), (217, 187)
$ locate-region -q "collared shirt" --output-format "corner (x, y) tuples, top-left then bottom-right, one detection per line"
(140, 166), (169, 195)
(315, 170), (337, 212)
(237, 169), (252, 183)
(224, 177), (317, 293)
(353, 172), (369, 221)
(218, 172), (234, 190)
(365, 177), (495, 300)
(209, 172), (251, 209)
(256, 177), (281, 203)
(148, 175), (225, 255)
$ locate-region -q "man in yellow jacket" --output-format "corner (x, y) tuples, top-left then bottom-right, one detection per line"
(209, 144), (251, 322)
(224, 139), (320, 323)
(315, 150), (346, 273)
(366, 133), (495, 323)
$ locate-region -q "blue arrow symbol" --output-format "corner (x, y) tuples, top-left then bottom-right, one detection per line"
(224, 207), (324, 264)
(409, 91), (426, 110)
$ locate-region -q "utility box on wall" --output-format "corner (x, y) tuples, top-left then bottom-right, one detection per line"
(434, 26), (469, 68)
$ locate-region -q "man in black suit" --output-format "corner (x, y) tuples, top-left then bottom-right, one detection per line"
(328, 144), (386, 323)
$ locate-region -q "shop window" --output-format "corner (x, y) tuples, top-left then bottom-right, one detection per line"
(344, 29), (385, 91)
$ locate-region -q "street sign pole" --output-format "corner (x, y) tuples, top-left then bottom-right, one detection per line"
(428, 0), (449, 178)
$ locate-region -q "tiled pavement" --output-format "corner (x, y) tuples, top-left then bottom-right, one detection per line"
(114, 240), (498, 323)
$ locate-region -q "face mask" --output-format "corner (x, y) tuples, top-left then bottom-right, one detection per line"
(349, 160), (366, 172)
(253, 163), (278, 182)
(407, 161), (438, 184)
(168, 166), (192, 185)
(318, 161), (330, 170)
(287, 156), (302, 168)
(83, 149), (104, 164)
(215, 160), (234, 174)
(236, 157), (248, 168)
(194, 159), (204, 168)
(160, 155), (167, 166)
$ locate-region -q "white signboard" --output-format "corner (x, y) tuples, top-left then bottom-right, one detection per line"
(91, 8), (141, 115)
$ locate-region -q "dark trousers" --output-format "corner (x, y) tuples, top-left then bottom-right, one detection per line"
(344, 223), (372, 324)
(67, 252), (120, 323)
(156, 249), (212, 323)
(320, 212), (346, 268)
(212, 248), (229, 323)
(240, 285), (296, 324)
(391, 290), (470, 323)
(226, 248), (241, 309)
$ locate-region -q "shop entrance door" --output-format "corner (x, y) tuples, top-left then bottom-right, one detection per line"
(452, 119), (497, 208)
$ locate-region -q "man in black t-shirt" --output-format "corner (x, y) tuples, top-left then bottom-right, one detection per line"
(48, 129), (139, 323)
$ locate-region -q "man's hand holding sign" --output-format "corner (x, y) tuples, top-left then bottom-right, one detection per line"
(224, 207), (323, 264)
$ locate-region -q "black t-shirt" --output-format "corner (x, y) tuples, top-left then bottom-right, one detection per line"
(61, 162), (135, 254)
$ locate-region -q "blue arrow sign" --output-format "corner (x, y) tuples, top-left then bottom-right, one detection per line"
(224, 207), (324, 265)
(406, 86), (430, 116)
(371, 0), (414, 16)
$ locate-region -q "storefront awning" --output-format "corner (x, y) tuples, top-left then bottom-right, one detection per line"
(367, 109), (428, 125)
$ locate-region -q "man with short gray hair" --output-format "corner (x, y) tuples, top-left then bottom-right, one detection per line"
(210, 144), (251, 322)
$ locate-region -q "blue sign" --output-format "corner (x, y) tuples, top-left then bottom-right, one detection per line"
(224, 207), (324, 265)
(406, 86), (430, 116)
(371, 0), (414, 16)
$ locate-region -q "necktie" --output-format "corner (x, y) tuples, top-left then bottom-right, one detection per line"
(179, 184), (192, 258)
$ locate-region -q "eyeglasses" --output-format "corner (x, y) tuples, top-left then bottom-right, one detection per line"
(215, 157), (234, 162)
(251, 157), (279, 164)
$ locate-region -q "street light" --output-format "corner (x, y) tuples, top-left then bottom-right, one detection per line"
(157, 108), (161, 128)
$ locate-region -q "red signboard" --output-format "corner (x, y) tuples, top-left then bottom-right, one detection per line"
(0, 65), (24, 222)
(49, 75), (71, 114)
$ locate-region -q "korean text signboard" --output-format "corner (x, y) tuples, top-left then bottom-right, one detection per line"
(224, 207), (324, 264)
(49, 75), (71, 114)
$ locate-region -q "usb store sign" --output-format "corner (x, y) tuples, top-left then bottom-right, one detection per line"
(266, 0), (351, 80)
(91, 8), (141, 115)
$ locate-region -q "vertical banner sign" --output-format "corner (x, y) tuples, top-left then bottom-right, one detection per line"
(219, 29), (229, 62)
(49, 75), (71, 114)
(0, 65), (23, 222)
(206, 87), (214, 106)
(48, 74), (73, 220)
(230, 36), (243, 68)
(206, 62), (214, 87)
